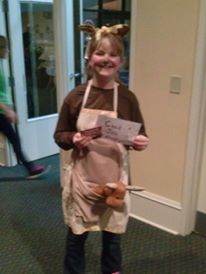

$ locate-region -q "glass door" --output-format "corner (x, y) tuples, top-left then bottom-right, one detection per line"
(21, 1), (57, 118)
(7, 0), (59, 160)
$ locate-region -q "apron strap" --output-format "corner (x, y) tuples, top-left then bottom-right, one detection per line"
(113, 82), (118, 113)
(81, 80), (92, 109)
(81, 80), (119, 112)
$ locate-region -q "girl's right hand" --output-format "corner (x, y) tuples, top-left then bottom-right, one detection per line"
(73, 132), (92, 150)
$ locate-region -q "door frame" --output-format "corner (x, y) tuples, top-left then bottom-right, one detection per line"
(53, 0), (70, 108)
(179, 0), (206, 235)
(53, 0), (80, 185)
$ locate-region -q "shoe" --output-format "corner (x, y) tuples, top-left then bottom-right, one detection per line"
(27, 164), (51, 179)
(103, 271), (121, 274)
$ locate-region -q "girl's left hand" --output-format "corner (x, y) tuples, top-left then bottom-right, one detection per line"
(132, 134), (149, 151)
(73, 132), (92, 150)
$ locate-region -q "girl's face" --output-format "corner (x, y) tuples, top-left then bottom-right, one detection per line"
(88, 37), (122, 81)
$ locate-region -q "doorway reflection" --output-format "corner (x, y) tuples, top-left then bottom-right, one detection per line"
(21, 1), (57, 119)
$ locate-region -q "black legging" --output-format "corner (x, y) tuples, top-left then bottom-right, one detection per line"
(0, 113), (31, 171)
(64, 227), (122, 274)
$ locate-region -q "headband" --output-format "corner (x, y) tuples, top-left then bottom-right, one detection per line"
(79, 24), (129, 40)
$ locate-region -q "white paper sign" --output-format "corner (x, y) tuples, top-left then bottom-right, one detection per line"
(96, 115), (141, 145)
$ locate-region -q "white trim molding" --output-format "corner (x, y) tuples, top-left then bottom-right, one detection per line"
(130, 191), (181, 235)
(179, 0), (206, 235)
(129, 0), (138, 92)
(53, 0), (70, 108)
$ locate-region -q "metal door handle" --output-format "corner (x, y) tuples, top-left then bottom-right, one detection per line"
(69, 72), (82, 79)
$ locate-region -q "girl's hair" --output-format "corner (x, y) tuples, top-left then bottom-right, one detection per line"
(86, 32), (125, 61)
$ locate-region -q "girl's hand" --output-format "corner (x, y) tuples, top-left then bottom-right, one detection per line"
(5, 109), (18, 123)
(73, 132), (92, 150)
(0, 103), (18, 123)
(132, 134), (149, 151)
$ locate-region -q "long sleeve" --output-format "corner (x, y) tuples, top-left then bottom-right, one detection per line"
(54, 99), (77, 150)
(54, 84), (86, 150)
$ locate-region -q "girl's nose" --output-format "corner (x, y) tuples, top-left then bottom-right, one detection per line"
(102, 54), (110, 63)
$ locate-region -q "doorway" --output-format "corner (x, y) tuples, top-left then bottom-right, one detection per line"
(6, 0), (59, 161)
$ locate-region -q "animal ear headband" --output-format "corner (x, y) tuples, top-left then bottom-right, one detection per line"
(79, 24), (129, 40)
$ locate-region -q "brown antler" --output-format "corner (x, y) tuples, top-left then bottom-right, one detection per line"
(79, 24), (129, 40)
(108, 24), (129, 36)
(79, 24), (97, 35)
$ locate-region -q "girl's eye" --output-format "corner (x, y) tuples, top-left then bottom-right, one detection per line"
(95, 50), (105, 56)
(111, 53), (118, 57)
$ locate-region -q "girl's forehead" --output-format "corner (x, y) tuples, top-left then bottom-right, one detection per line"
(96, 38), (112, 49)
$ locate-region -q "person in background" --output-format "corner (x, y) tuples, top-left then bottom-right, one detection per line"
(0, 34), (48, 179)
(54, 24), (149, 274)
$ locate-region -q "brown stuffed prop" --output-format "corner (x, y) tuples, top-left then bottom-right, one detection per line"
(91, 181), (126, 209)
(103, 182), (126, 209)
(91, 182), (144, 209)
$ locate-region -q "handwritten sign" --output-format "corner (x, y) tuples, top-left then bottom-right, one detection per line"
(96, 115), (141, 145)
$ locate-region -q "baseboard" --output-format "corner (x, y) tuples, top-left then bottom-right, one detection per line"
(130, 191), (182, 235)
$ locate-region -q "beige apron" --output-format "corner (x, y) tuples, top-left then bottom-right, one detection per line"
(62, 80), (130, 235)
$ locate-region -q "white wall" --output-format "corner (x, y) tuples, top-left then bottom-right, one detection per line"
(129, 0), (201, 235)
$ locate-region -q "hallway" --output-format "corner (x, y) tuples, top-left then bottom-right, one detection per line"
(0, 154), (206, 274)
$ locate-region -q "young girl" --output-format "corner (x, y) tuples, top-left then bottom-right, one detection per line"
(54, 24), (149, 274)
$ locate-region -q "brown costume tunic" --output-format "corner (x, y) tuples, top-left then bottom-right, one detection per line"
(54, 82), (146, 150)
